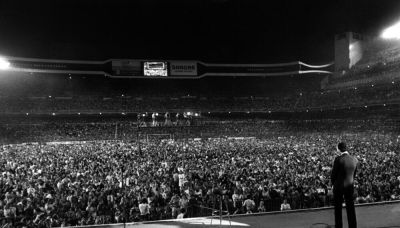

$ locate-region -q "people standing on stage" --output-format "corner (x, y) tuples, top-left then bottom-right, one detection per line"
(175, 113), (180, 126)
(152, 112), (157, 127)
(164, 112), (171, 126)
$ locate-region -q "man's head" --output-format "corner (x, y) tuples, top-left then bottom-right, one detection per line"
(337, 142), (347, 152)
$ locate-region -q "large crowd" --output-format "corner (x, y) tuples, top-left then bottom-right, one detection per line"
(1, 120), (400, 227)
(1, 50), (400, 228)
(1, 118), (399, 144)
(0, 81), (400, 114)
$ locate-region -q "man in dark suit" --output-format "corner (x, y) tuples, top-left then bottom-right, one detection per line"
(331, 142), (358, 228)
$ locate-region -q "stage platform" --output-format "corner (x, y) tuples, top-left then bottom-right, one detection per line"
(64, 200), (400, 228)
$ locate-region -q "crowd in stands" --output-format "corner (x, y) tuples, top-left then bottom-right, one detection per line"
(329, 62), (400, 87)
(1, 119), (400, 227)
(355, 38), (400, 68)
(296, 83), (400, 109)
(1, 58), (400, 115)
(329, 39), (400, 88)
(0, 80), (400, 114)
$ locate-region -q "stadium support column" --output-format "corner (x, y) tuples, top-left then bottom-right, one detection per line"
(121, 165), (127, 228)
(137, 114), (142, 156)
(115, 123), (118, 139)
(334, 32), (351, 77)
(334, 32), (366, 78)
(220, 195), (223, 226)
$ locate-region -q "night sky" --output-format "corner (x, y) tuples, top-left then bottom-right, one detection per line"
(0, 0), (400, 63)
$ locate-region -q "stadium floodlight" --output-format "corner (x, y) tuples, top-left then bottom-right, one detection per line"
(381, 20), (400, 39)
(0, 58), (10, 70)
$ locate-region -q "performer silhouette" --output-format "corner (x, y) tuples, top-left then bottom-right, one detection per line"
(331, 142), (358, 228)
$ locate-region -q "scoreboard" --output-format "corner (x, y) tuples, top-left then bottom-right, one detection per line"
(2, 56), (333, 78)
(111, 60), (198, 77)
(144, 62), (168, 76)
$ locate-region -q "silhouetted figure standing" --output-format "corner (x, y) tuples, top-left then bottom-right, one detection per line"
(331, 142), (358, 228)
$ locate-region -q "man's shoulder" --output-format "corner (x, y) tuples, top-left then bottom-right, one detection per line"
(341, 153), (358, 163)
(344, 153), (357, 159)
(334, 155), (342, 162)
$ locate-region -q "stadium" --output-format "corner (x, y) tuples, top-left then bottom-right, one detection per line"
(1, 1), (400, 228)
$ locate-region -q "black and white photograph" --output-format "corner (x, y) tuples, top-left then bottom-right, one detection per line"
(1, 0), (400, 227)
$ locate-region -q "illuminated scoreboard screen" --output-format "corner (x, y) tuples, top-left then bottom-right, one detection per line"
(144, 62), (168, 76)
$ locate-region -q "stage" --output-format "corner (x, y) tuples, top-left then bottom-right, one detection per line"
(63, 201), (400, 228)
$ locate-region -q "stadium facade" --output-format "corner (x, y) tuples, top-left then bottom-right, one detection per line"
(2, 56), (332, 78)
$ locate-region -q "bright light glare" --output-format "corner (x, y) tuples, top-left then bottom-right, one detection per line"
(382, 21), (400, 39)
(0, 58), (10, 70)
